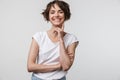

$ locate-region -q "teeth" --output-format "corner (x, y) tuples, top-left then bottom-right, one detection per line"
(55, 20), (60, 21)
(54, 19), (60, 22)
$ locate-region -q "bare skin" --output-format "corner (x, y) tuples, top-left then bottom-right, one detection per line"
(27, 3), (78, 73)
(54, 25), (79, 71)
(27, 38), (61, 73)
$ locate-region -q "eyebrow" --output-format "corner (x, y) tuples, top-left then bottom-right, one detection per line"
(50, 9), (63, 12)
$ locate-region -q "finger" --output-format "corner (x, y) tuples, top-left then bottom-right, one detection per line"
(68, 52), (72, 55)
(54, 28), (58, 33)
(68, 53), (73, 57)
(57, 27), (62, 32)
(70, 58), (74, 62)
(69, 55), (73, 58)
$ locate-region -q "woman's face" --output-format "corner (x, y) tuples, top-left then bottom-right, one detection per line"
(49, 4), (65, 27)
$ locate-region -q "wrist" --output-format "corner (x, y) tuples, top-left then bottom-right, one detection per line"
(55, 63), (62, 70)
(59, 38), (64, 42)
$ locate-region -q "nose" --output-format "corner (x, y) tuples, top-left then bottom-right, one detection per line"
(54, 12), (59, 17)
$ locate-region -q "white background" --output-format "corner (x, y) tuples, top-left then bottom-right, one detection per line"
(0, 0), (120, 80)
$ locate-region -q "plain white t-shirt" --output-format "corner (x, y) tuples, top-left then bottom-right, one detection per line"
(32, 31), (79, 80)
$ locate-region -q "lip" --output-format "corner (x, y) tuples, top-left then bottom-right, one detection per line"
(52, 17), (62, 22)
(54, 19), (61, 22)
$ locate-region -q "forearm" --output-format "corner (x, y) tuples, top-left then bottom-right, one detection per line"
(28, 63), (61, 73)
(59, 39), (71, 71)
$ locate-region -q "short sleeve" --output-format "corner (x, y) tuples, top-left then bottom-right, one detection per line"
(32, 32), (41, 46)
(68, 34), (79, 46)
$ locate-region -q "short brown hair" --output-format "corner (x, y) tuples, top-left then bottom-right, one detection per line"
(42, 0), (71, 21)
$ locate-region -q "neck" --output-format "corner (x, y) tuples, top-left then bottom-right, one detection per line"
(48, 27), (58, 38)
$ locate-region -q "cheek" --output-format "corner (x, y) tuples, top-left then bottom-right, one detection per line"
(61, 14), (65, 20)
(48, 15), (52, 21)
(62, 15), (65, 21)
(49, 14), (53, 19)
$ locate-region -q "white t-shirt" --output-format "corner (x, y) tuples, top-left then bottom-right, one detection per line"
(32, 31), (79, 80)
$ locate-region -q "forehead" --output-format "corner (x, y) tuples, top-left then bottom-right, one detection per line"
(50, 3), (62, 11)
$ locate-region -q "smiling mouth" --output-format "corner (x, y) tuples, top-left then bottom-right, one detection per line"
(54, 19), (61, 22)
(53, 18), (62, 22)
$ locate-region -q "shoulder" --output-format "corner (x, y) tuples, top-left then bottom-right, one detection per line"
(65, 32), (79, 46)
(32, 31), (46, 44)
(65, 32), (78, 40)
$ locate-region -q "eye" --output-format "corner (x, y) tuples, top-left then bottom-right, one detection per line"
(50, 10), (55, 14)
(59, 10), (64, 14)
(60, 11), (63, 13)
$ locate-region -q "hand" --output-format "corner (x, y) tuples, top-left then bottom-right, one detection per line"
(55, 25), (65, 40)
(55, 63), (62, 70)
(68, 53), (74, 62)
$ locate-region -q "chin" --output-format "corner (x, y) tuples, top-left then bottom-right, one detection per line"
(53, 22), (64, 27)
(54, 24), (62, 27)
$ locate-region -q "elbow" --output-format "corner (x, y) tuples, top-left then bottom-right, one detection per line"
(61, 62), (72, 71)
(27, 66), (32, 72)
(63, 68), (69, 71)
(62, 65), (70, 71)
(27, 64), (34, 72)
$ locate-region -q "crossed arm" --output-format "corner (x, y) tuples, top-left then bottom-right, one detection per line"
(59, 39), (79, 71)
(27, 38), (61, 73)
(27, 38), (78, 73)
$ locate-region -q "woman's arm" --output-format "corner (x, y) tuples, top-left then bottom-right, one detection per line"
(56, 26), (79, 71)
(59, 39), (79, 71)
(27, 38), (61, 73)
(55, 27), (79, 71)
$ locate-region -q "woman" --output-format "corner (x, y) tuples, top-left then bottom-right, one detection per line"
(27, 0), (79, 80)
